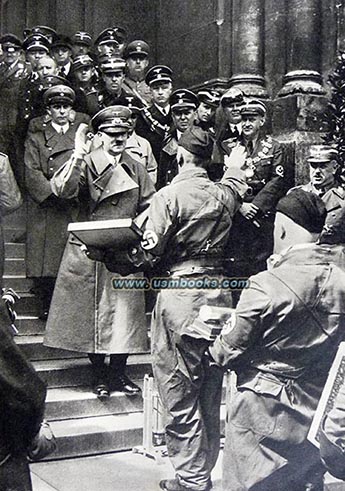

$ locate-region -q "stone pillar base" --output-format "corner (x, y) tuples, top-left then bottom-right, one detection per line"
(279, 70), (326, 96)
(229, 74), (269, 98)
(272, 94), (329, 185)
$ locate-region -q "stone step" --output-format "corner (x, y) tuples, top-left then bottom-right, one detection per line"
(3, 275), (34, 292)
(16, 315), (46, 335)
(15, 335), (85, 361)
(15, 293), (39, 316)
(4, 257), (25, 275)
(33, 354), (152, 389)
(48, 412), (144, 460)
(45, 384), (144, 421)
(4, 242), (25, 259)
(45, 404), (226, 461)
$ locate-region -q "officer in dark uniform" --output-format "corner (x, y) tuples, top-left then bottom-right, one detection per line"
(136, 65), (173, 163)
(0, 34), (30, 181)
(114, 126), (247, 491)
(158, 89), (198, 189)
(85, 57), (142, 116)
(225, 99), (291, 282)
(70, 54), (98, 113)
(94, 27), (127, 60)
(123, 40), (152, 107)
(23, 33), (51, 71)
(24, 85), (90, 319)
(194, 88), (220, 133)
(71, 31), (93, 57)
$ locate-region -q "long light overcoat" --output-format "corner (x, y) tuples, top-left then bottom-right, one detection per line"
(44, 147), (155, 354)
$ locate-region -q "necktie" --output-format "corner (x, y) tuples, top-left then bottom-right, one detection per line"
(60, 127), (65, 135)
(247, 141), (254, 154)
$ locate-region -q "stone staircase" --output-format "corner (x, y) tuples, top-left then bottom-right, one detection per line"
(3, 208), (227, 462)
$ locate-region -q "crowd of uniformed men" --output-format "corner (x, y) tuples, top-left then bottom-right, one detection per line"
(1, 23), (345, 491)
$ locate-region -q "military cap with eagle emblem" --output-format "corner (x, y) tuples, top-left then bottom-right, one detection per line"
(91, 105), (132, 133)
(170, 89), (199, 111)
(145, 65), (173, 85)
(220, 87), (244, 107)
(43, 85), (75, 106)
(240, 98), (267, 117)
(0, 34), (22, 51)
(124, 40), (150, 58)
(72, 31), (92, 48)
(95, 27), (127, 47)
(197, 89), (221, 108)
(22, 33), (50, 52)
(23, 26), (57, 43)
(72, 54), (94, 72)
(100, 57), (126, 73)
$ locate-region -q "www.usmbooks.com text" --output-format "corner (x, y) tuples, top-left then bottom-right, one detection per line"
(112, 276), (249, 291)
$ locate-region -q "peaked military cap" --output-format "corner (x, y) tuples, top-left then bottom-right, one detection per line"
(197, 89), (221, 108)
(122, 95), (142, 114)
(124, 40), (150, 58)
(72, 31), (92, 47)
(95, 27), (127, 46)
(101, 57), (126, 73)
(170, 89), (198, 111)
(41, 75), (71, 90)
(51, 35), (73, 51)
(179, 126), (214, 159)
(91, 105), (132, 133)
(0, 34), (22, 50)
(43, 85), (75, 106)
(24, 26), (57, 42)
(72, 54), (94, 71)
(240, 98), (267, 116)
(145, 65), (173, 86)
(220, 87), (244, 107)
(22, 34), (50, 52)
(307, 145), (339, 163)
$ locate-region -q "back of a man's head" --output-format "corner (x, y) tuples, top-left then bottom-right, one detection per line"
(177, 126), (213, 168)
(274, 189), (326, 254)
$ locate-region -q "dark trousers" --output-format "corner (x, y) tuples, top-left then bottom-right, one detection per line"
(0, 453), (32, 491)
(88, 353), (129, 385)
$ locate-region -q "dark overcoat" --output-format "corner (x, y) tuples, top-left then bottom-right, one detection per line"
(44, 147), (155, 354)
(24, 112), (90, 277)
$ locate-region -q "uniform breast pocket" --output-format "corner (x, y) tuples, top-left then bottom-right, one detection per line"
(256, 158), (273, 179)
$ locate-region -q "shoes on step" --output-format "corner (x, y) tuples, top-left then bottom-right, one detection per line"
(159, 478), (212, 491)
(93, 383), (110, 400)
(111, 374), (141, 396)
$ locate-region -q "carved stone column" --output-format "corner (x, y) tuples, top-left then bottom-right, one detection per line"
(279, 0), (326, 96)
(230, 0), (268, 97)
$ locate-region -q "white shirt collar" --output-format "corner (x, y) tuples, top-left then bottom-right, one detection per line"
(154, 103), (170, 116)
(51, 121), (70, 134)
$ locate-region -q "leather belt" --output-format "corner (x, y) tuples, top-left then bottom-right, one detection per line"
(169, 256), (224, 274)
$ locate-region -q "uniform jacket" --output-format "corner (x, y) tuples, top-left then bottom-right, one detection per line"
(136, 104), (172, 163)
(123, 76), (152, 106)
(44, 147), (155, 354)
(24, 112), (90, 277)
(0, 59), (30, 130)
(210, 243), (345, 489)
(145, 165), (248, 270)
(85, 86), (142, 116)
(125, 131), (157, 185)
(158, 130), (179, 189)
